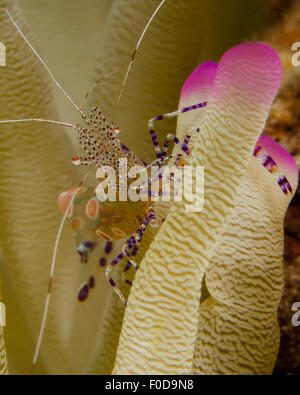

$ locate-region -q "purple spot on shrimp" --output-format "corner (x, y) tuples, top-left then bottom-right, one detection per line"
(278, 178), (288, 194)
(120, 143), (129, 152)
(263, 155), (276, 169)
(111, 254), (123, 266)
(132, 245), (138, 257)
(125, 247), (134, 257)
(99, 257), (106, 267)
(109, 278), (116, 287)
(78, 284), (89, 302)
(183, 137), (190, 146)
(78, 250), (88, 264)
(181, 144), (188, 152)
(89, 276), (95, 289)
(195, 102), (206, 109)
(283, 176), (292, 193)
(253, 145), (262, 157)
(105, 241), (113, 254)
(124, 261), (131, 272)
(83, 241), (97, 252)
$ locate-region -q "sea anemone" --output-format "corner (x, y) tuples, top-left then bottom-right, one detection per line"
(0, 0), (298, 375)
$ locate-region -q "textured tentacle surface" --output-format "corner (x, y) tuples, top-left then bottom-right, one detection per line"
(193, 139), (298, 375)
(113, 43), (282, 374)
(0, 327), (8, 375)
(0, 286), (8, 375)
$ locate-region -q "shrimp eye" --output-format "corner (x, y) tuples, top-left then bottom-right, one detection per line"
(72, 157), (81, 165)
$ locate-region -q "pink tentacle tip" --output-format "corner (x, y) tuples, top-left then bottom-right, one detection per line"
(216, 42), (282, 101)
(180, 61), (218, 101)
(258, 135), (299, 193)
(221, 42), (282, 74)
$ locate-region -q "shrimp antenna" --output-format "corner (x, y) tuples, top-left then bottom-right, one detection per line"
(31, 171), (89, 375)
(6, 9), (85, 117)
(117, 0), (167, 104)
(83, 70), (120, 113)
(0, 118), (78, 130)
